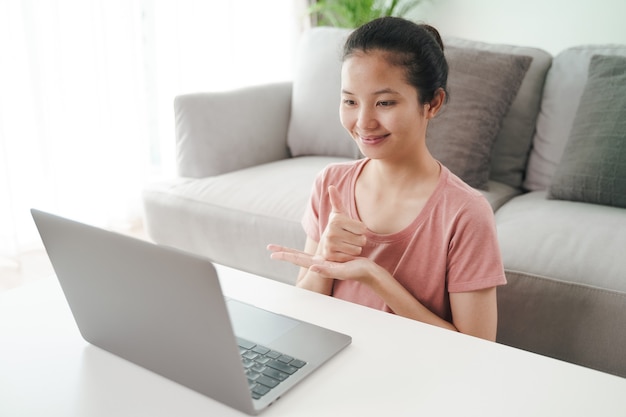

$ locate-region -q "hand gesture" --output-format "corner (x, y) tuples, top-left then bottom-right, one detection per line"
(317, 185), (367, 263)
(267, 244), (379, 285)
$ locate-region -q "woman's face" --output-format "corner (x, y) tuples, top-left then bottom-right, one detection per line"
(340, 49), (430, 161)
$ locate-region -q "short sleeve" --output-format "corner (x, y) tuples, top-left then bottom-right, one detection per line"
(447, 195), (507, 293)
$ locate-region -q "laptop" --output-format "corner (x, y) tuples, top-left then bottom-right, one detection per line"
(31, 209), (351, 415)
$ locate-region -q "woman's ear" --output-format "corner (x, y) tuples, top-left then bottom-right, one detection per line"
(426, 88), (446, 119)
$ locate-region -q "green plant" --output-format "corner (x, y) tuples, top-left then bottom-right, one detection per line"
(308, 0), (426, 28)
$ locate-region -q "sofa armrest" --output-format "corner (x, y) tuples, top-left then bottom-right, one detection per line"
(174, 82), (292, 178)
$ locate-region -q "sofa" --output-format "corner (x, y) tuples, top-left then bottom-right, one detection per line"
(142, 27), (626, 378)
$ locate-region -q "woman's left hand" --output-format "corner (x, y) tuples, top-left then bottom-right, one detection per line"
(267, 244), (377, 284)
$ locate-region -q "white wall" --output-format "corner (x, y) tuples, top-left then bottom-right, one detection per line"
(409, 0), (626, 55)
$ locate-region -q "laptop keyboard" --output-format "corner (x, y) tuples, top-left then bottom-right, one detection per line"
(237, 337), (307, 400)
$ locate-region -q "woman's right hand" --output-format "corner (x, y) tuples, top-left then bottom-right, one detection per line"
(316, 185), (367, 263)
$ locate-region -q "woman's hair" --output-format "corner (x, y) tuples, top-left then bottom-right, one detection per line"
(343, 17), (448, 105)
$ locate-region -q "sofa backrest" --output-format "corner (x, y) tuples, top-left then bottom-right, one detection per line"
(524, 44), (626, 191)
(287, 27), (551, 190)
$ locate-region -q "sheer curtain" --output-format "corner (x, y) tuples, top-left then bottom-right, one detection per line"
(0, 0), (304, 261)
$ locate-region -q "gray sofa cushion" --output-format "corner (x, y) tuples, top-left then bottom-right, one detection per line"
(443, 38), (552, 190)
(495, 191), (626, 291)
(524, 45), (626, 191)
(548, 54), (626, 208)
(426, 47), (531, 190)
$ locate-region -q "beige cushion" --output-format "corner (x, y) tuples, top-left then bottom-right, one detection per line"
(287, 27), (358, 158)
(548, 54), (626, 208)
(427, 47), (531, 190)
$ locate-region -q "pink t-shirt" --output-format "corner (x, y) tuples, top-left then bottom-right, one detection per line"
(302, 158), (506, 322)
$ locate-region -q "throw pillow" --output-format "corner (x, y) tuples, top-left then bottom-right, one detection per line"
(548, 54), (626, 208)
(426, 47), (532, 190)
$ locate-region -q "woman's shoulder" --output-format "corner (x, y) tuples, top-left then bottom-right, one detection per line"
(437, 165), (492, 212)
(439, 165), (484, 197)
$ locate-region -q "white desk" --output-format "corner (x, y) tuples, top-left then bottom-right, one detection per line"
(2, 265), (625, 416)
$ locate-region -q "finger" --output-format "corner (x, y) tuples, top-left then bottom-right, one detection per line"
(328, 185), (347, 214)
(268, 244), (312, 260)
(270, 249), (323, 269)
(309, 261), (340, 278)
(267, 243), (293, 253)
(326, 219), (368, 245)
(327, 186), (367, 237)
(268, 244), (320, 257)
(322, 251), (358, 263)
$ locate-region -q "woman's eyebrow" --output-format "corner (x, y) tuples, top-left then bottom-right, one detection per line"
(341, 88), (400, 95)
(372, 88), (400, 95)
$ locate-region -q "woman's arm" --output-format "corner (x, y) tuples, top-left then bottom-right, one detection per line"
(313, 258), (498, 340)
(372, 268), (498, 340)
(269, 246), (498, 341)
(292, 237), (334, 295)
(309, 257), (460, 333)
(449, 288), (498, 341)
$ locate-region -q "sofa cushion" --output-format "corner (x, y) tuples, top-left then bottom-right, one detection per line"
(143, 156), (350, 285)
(478, 181), (522, 211)
(443, 38), (552, 190)
(495, 191), (626, 291)
(524, 45), (626, 191)
(426, 47), (531, 190)
(548, 54), (626, 208)
(287, 28), (359, 159)
(175, 83), (292, 178)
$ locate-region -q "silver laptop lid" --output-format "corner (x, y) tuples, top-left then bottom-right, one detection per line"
(32, 209), (351, 415)
(32, 209), (259, 414)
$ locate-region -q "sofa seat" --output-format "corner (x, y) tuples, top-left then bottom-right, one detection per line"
(143, 156), (349, 284)
(496, 191), (626, 290)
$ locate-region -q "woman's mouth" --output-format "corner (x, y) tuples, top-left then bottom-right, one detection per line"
(358, 134), (389, 145)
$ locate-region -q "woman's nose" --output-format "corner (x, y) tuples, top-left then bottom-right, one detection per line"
(356, 108), (378, 130)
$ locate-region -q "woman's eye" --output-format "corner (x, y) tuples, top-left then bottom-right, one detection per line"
(377, 100), (395, 107)
(343, 99), (356, 106)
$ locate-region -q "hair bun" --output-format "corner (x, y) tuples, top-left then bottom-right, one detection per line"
(419, 23), (444, 51)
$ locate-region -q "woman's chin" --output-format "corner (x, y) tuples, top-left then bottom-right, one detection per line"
(355, 136), (389, 157)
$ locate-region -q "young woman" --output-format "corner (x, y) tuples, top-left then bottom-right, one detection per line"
(268, 17), (506, 341)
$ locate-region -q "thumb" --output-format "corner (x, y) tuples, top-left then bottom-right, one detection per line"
(328, 185), (347, 214)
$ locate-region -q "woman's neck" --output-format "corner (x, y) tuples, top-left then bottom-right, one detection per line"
(363, 151), (440, 193)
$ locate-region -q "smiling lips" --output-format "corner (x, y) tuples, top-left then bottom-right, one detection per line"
(358, 134), (390, 145)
